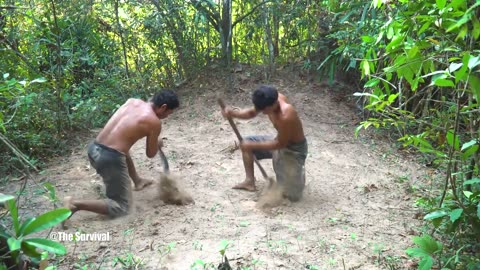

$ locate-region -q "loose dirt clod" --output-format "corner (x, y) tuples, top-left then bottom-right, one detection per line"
(157, 173), (194, 205)
(256, 180), (285, 209)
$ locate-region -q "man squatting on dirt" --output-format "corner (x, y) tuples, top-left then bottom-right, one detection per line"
(64, 90), (179, 218)
(221, 85), (308, 201)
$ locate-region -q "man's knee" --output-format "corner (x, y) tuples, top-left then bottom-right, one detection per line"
(285, 190), (303, 202)
(105, 198), (130, 218)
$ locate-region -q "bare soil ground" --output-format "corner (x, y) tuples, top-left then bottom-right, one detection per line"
(3, 68), (430, 269)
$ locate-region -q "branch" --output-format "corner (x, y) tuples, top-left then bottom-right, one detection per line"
(232, 0), (272, 28)
(190, 0), (219, 30)
(0, 133), (38, 172)
(0, 38), (41, 74)
(0, 6), (28, 10)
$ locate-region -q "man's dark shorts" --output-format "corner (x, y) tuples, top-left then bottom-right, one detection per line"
(245, 135), (308, 202)
(87, 141), (131, 218)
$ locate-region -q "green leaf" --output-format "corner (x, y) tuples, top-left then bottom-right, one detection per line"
(419, 256), (434, 270)
(30, 77), (47, 84)
(43, 183), (56, 202)
(468, 56), (480, 70)
(24, 238), (66, 255)
(21, 208), (71, 236)
(464, 191), (473, 199)
(461, 139), (477, 151)
(406, 247), (430, 258)
(461, 145), (478, 160)
(477, 203), (480, 219)
(446, 130), (460, 150)
(456, 24), (469, 41)
(407, 46), (419, 59)
(7, 237), (22, 251)
(464, 178), (480, 185)
(3, 73), (9, 79)
(433, 78), (455, 87)
(449, 208), (463, 222)
(473, 17), (480, 39)
(361, 60), (370, 76)
(469, 75), (480, 102)
(412, 235), (442, 254)
(18, 218), (35, 236)
(436, 0), (446, 9)
(353, 92), (380, 100)
(418, 21), (432, 35)
(218, 239), (231, 255)
(424, 210), (448, 220)
(22, 241), (42, 258)
(6, 199), (20, 235)
(448, 62), (463, 73)
(386, 35), (404, 52)
(447, 13), (471, 32)
(0, 194), (14, 203)
(364, 78), (380, 88)
(361, 36), (375, 43)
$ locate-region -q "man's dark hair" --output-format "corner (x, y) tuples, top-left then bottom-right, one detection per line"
(152, 89), (179, 110)
(252, 85), (278, 110)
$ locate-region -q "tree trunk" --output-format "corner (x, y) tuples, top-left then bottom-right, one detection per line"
(220, 0), (232, 67)
(114, 0), (129, 78)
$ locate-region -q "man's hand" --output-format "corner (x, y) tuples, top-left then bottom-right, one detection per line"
(221, 107), (232, 119)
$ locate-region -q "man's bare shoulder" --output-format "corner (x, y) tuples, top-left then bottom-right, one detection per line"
(280, 103), (298, 119)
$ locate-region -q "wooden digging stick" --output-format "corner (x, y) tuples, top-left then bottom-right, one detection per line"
(218, 98), (273, 184)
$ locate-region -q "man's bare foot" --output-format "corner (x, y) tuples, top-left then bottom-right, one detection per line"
(232, 181), (256, 191)
(134, 178), (154, 191)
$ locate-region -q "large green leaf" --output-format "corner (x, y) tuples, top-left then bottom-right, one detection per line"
(412, 235), (442, 254)
(18, 217), (35, 236)
(21, 241), (42, 258)
(406, 247), (430, 258)
(24, 238), (66, 255)
(461, 139), (477, 151)
(419, 256), (434, 270)
(6, 199), (19, 236)
(461, 145), (479, 160)
(433, 78), (455, 87)
(0, 194), (14, 203)
(436, 0), (446, 9)
(424, 210), (448, 220)
(7, 237), (22, 251)
(21, 208), (71, 236)
(449, 208), (463, 223)
(464, 178), (480, 185)
(468, 55), (480, 70)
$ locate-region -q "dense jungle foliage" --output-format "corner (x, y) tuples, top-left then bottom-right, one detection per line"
(0, 0), (479, 269)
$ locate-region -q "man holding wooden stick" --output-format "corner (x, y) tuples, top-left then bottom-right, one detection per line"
(64, 90), (179, 219)
(221, 85), (308, 201)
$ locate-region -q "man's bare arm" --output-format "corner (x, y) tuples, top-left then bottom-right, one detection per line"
(223, 107), (258, 119)
(145, 120), (161, 158)
(242, 118), (291, 151)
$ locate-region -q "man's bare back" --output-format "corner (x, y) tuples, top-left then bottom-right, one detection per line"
(96, 98), (162, 157)
(268, 94), (305, 145)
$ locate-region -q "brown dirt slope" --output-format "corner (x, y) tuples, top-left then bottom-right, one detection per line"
(4, 69), (428, 269)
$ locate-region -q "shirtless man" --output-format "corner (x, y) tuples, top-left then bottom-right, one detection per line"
(221, 85), (308, 201)
(64, 89), (179, 218)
